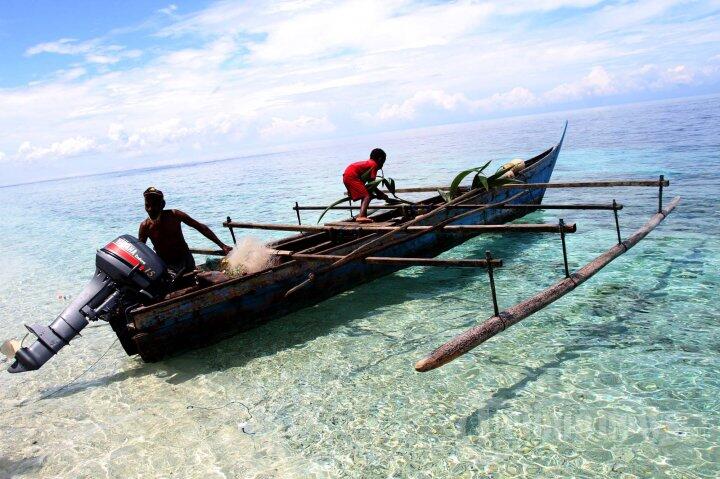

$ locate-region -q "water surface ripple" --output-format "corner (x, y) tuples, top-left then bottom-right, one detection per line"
(1, 96), (719, 478)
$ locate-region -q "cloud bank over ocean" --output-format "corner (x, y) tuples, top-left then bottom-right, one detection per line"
(1, 0), (718, 183)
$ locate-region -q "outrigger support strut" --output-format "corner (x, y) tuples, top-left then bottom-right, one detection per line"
(612, 199), (622, 245)
(559, 218), (570, 278)
(226, 216), (237, 245)
(485, 251), (499, 316)
(294, 202), (302, 225)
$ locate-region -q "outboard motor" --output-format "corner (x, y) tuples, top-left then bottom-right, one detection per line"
(8, 235), (171, 373)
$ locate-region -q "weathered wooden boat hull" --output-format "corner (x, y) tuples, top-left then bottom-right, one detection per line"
(125, 131), (565, 362)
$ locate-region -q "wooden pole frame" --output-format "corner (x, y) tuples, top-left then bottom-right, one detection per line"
(189, 248), (226, 256)
(292, 202), (624, 212)
(414, 196), (681, 372)
(273, 251), (502, 268)
(284, 190), (531, 297)
(188, 247), (504, 267)
(222, 221), (577, 234)
(385, 179), (670, 194)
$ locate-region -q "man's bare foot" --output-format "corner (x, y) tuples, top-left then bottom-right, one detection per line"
(355, 216), (374, 223)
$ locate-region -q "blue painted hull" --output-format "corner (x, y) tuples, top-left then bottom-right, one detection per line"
(127, 130), (564, 362)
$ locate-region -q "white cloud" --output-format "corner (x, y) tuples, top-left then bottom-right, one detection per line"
(373, 86), (540, 121)
(496, 0), (603, 15)
(162, 0), (605, 42)
(543, 66), (616, 103)
(56, 67), (87, 81)
(475, 87), (539, 111)
(376, 90), (472, 121)
(86, 49), (142, 65)
(85, 54), (120, 65)
(625, 64), (699, 91)
(246, 1), (495, 63)
(0, 151), (6, 163)
(25, 38), (142, 66)
(25, 38), (93, 56)
(159, 4), (178, 15)
(105, 115), (245, 151)
(16, 136), (97, 162)
(268, 0), (328, 13)
(161, 36), (235, 69)
(260, 116), (336, 139)
(368, 58), (714, 124)
(663, 65), (694, 85)
(582, 0), (686, 33)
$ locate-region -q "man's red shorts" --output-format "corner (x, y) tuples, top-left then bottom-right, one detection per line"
(343, 175), (369, 201)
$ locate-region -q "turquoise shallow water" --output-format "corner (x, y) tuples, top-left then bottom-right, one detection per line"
(1, 95), (719, 478)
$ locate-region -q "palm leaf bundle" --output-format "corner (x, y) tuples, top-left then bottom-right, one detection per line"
(443, 161), (524, 201)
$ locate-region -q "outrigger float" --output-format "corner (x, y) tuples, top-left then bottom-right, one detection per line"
(7, 123), (680, 374)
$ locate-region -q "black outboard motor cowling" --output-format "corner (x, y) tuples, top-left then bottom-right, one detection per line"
(8, 235), (170, 373)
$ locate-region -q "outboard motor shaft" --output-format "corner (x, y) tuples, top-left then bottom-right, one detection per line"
(8, 235), (170, 373)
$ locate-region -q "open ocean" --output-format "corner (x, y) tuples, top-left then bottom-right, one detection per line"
(1, 95), (718, 478)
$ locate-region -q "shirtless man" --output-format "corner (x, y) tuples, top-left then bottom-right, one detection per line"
(138, 187), (232, 275)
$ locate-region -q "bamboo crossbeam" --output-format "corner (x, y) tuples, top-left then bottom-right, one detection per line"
(414, 196), (681, 372)
(273, 251), (502, 268)
(187, 248), (504, 267)
(190, 248), (503, 268)
(223, 222), (324, 233)
(223, 221), (577, 234)
(293, 203), (623, 211)
(385, 179), (670, 194)
(189, 248), (225, 256)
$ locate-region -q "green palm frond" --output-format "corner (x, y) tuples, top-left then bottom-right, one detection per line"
(445, 161), (524, 201)
(317, 195), (352, 224)
(448, 161), (491, 199)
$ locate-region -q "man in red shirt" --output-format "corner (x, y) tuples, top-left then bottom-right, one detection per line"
(342, 148), (389, 223)
(138, 187), (232, 275)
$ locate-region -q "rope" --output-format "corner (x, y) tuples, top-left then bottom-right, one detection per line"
(32, 338), (119, 403)
(0, 338), (119, 418)
(3, 343), (257, 440)
(186, 400), (256, 435)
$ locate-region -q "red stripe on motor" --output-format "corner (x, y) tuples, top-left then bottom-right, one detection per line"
(104, 242), (145, 270)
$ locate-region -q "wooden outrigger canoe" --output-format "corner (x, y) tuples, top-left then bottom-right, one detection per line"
(118, 125), (566, 361)
(112, 123), (678, 372)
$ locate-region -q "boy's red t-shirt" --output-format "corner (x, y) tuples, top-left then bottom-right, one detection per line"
(342, 159), (379, 200)
(343, 159), (378, 180)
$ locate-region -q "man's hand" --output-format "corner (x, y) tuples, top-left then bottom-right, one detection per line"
(176, 210), (234, 255)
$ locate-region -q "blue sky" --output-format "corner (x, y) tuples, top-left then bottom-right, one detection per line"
(1, 0), (719, 185)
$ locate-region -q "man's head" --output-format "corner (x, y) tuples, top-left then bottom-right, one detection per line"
(370, 148), (386, 168)
(143, 187), (166, 220)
